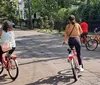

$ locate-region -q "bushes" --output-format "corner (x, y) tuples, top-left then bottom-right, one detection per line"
(77, 1), (100, 21)
(39, 16), (54, 31)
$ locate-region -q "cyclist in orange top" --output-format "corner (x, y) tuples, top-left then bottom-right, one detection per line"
(63, 15), (84, 72)
(80, 19), (88, 43)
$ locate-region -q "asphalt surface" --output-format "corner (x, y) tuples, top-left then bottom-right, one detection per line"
(0, 30), (100, 85)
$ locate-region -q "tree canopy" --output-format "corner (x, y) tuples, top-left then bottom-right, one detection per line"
(0, 0), (100, 28)
(0, 0), (18, 22)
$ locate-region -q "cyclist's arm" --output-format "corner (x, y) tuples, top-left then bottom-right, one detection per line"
(64, 25), (69, 43)
(79, 24), (83, 35)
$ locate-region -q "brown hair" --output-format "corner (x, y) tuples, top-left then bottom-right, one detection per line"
(2, 20), (13, 32)
(68, 15), (75, 21)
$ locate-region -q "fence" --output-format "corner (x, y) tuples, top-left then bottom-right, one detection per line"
(88, 20), (100, 32)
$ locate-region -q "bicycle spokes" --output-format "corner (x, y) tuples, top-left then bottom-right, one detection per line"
(86, 39), (98, 51)
(0, 62), (3, 74)
(8, 58), (19, 80)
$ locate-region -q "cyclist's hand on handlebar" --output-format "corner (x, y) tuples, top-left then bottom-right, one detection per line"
(63, 41), (67, 45)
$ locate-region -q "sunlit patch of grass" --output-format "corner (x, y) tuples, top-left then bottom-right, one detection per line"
(38, 28), (65, 37)
(38, 29), (59, 34)
(88, 32), (94, 35)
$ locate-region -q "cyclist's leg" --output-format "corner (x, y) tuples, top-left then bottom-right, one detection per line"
(0, 46), (4, 63)
(71, 37), (82, 65)
(85, 33), (88, 38)
(84, 33), (88, 42)
(8, 47), (16, 56)
(75, 44), (82, 65)
(68, 38), (74, 49)
(82, 33), (86, 43)
(80, 33), (85, 43)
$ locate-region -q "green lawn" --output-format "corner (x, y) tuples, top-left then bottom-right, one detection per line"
(37, 28), (95, 36)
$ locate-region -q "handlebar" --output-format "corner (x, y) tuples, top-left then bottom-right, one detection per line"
(94, 28), (100, 35)
(94, 28), (98, 34)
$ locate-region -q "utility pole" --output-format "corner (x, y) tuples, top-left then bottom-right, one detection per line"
(18, 1), (21, 28)
(28, 0), (33, 29)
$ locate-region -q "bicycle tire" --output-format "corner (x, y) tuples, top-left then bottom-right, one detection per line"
(0, 62), (3, 74)
(71, 58), (78, 81)
(8, 58), (19, 80)
(85, 39), (98, 51)
(87, 36), (91, 40)
(81, 36), (90, 45)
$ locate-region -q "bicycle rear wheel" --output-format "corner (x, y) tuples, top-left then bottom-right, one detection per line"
(85, 39), (98, 51)
(8, 58), (19, 80)
(70, 58), (78, 81)
(0, 62), (3, 74)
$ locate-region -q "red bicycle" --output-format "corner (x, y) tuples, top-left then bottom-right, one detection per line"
(80, 35), (91, 45)
(0, 54), (19, 80)
(85, 28), (99, 51)
(67, 48), (79, 81)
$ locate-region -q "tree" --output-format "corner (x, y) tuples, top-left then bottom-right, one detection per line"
(0, 0), (18, 23)
(77, 0), (100, 20)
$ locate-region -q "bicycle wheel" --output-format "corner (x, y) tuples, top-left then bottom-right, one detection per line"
(87, 35), (91, 40)
(0, 62), (3, 74)
(70, 58), (78, 81)
(8, 58), (19, 80)
(85, 39), (98, 51)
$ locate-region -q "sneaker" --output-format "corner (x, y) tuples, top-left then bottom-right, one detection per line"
(79, 65), (84, 72)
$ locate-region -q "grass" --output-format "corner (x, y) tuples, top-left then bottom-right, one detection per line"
(37, 28), (95, 37)
(37, 28), (66, 37)
(88, 32), (94, 35)
(37, 29), (60, 34)
(37, 28), (95, 36)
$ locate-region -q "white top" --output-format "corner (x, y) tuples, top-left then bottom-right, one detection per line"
(7, 31), (16, 47)
(0, 31), (10, 43)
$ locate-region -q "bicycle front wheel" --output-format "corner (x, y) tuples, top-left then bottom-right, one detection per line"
(70, 58), (78, 81)
(8, 58), (19, 80)
(85, 39), (98, 51)
(0, 62), (3, 74)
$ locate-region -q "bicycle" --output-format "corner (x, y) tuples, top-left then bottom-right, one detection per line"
(67, 48), (79, 81)
(85, 28), (99, 51)
(80, 34), (91, 45)
(0, 54), (19, 80)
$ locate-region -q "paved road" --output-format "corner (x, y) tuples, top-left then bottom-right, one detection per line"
(0, 30), (100, 85)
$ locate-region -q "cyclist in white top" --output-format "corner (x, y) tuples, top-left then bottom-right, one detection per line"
(7, 24), (16, 56)
(0, 20), (16, 62)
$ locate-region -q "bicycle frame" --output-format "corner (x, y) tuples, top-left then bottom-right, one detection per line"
(93, 28), (100, 43)
(2, 55), (17, 70)
(67, 49), (79, 69)
(2, 55), (7, 67)
(67, 48), (79, 81)
(80, 36), (87, 44)
(0, 53), (19, 80)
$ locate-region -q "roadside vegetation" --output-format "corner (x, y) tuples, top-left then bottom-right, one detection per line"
(1, 0), (100, 33)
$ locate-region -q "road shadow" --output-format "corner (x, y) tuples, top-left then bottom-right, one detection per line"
(0, 73), (18, 84)
(15, 34), (67, 59)
(15, 33), (100, 61)
(0, 74), (14, 84)
(18, 57), (66, 66)
(26, 69), (82, 85)
(0, 74), (8, 82)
